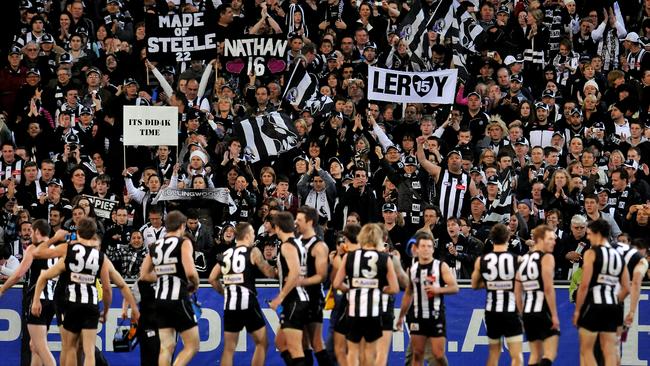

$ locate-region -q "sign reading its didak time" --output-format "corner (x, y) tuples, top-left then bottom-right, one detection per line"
(368, 66), (458, 104)
(123, 106), (178, 146)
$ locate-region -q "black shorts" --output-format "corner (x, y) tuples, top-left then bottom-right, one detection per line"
(280, 299), (309, 330)
(578, 304), (619, 333)
(523, 312), (560, 341)
(27, 299), (55, 328)
(615, 304), (624, 327)
(156, 298), (197, 332)
(409, 311), (446, 338)
(334, 309), (350, 335)
(306, 297), (324, 324)
(485, 312), (523, 341)
(381, 309), (394, 331)
(346, 316), (383, 343)
(63, 303), (100, 333)
(224, 302), (266, 333)
(54, 299), (67, 326)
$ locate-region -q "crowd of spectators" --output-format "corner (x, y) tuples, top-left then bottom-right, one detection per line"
(0, 0), (649, 284)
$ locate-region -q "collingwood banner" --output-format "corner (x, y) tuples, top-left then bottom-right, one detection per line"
(153, 188), (237, 214)
(367, 66), (458, 104)
(234, 112), (299, 163)
(222, 36), (288, 76)
(146, 11), (218, 63)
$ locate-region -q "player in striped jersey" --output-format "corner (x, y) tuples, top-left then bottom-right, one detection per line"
(269, 211), (311, 366)
(515, 225), (560, 366)
(295, 206), (333, 366)
(472, 223), (523, 366)
(140, 211), (200, 366)
(612, 238), (648, 364)
(30, 218), (112, 366)
(573, 219), (630, 366)
(0, 219), (57, 366)
(397, 232), (459, 366)
(330, 224), (362, 366)
(208, 222), (276, 366)
(333, 223), (399, 366)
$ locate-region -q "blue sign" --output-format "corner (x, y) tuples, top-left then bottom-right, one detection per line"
(1, 285), (649, 365)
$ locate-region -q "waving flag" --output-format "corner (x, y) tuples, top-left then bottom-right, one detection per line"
(283, 62), (333, 117)
(234, 112), (299, 163)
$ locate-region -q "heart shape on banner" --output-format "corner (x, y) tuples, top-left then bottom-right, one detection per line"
(267, 58), (286, 74)
(412, 75), (435, 98)
(225, 59), (245, 74)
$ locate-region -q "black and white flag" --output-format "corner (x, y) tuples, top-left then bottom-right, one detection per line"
(234, 112), (299, 163)
(283, 62), (333, 117)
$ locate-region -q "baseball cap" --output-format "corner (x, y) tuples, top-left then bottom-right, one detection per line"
(41, 33), (54, 44)
(293, 155), (308, 163)
(75, 27), (89, 37)
(535, 102), (549, 111)
(623, 159), (639, 170)
(59, 53), (72, 64)
(364, 42), (377, 51)
(161, 66), (176, 76)
(8, 46), (21, 55)
(327, 54), (338, 61)
(123, 77), (139, 87)
(80, 106), (93, 115)
(503, 55), (516, 66)
(86, 67), (101, 77)
(467, 91), (481, 99)
(542, 89), (556, 98)
(486, 175), (499, 185)
(446, 150), (462, 158)
(510, 73), (523, 83)
(384, 144), (401, 154)
(328, 157), (342, 167)
(592, 122), (605, 130)
(471, 195), (486, 205)
(65, 134), (80, 145)
(624, 32), (642, 44)
(47, 178), (63, 187)
(497, 5), (510, 15)
(469, 167), (482, 174)
(404, 156), (418, 166)
(518, 199), (532, 209)
(514, 137), (529, 146)
(382, 203), (397, 212)
(26, 68), (40, 77)
(570, 107), (582, 116)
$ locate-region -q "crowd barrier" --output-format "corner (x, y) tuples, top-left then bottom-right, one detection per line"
(0, 284), (648, 365)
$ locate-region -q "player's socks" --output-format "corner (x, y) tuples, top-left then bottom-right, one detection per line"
(540, 358), (553, 366)
(292, 357), (306, 366)
(304, 349), (314, 366)
(281, 351), (293, 366)
(315, 350), (333, 366)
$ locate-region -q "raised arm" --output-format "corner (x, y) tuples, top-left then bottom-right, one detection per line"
(0, 246), (35, 296)
(416, 136), (440, 181)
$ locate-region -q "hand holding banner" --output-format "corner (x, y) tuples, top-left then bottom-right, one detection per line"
(367, 66), (458, 104)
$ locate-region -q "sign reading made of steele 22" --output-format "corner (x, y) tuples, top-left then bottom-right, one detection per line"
(146, 11), (218, 63)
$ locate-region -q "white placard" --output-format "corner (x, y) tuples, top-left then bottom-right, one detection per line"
(123, 106), (178, 146)
(367, 66), (458, 104)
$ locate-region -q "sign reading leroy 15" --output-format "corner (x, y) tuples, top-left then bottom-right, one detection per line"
(223, 36), (288, 77)
(123, 106), (178, 146)
(146, 11), (218, 62)
(368, 66), (458, 104)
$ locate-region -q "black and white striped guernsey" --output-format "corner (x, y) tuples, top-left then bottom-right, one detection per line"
(0, 159), (24, 184)
(517, 251), (549, 314)
(26, 245), (58, 301)
(436, 169), (470, 219)
(64, 243), (104, 305)
(345, 248), (389, 318)
(480, 251), (518, 313)
(613, 242), (644, 277)
(278, 237), (309, 303)
(587, 245), (624, 306)
(152, 236), (189, 301)
(410, 259), (446, 319)
(302, 235), (324, 302)
(221, 245), (258, 311)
